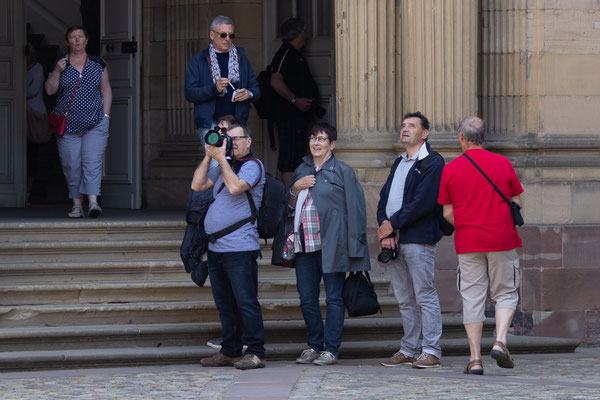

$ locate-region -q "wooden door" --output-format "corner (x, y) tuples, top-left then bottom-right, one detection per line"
(0, 0), (25, 207)
(99, 0), (141, 208)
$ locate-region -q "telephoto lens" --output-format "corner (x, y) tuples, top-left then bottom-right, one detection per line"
(204, 129), (226, 147)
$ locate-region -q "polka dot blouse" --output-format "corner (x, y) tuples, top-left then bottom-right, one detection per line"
(53, 54), (106, 134)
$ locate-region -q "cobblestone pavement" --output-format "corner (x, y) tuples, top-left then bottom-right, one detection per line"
(1, 348), (599, 399)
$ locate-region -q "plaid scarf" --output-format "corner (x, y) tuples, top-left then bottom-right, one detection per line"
(208, 43), (240, 94)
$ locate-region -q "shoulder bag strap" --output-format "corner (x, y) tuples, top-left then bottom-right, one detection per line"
(462, 153), (510, 205)
(63, 54), (89, 116)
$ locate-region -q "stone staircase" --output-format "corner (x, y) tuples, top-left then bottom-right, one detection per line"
(0, 212), (579, 371)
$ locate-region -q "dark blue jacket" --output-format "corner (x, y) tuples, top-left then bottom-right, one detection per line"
(184, 47), (260, 128)
(377, 142), (445, 245)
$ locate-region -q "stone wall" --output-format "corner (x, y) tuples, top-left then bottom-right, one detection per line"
(142, 0), (263, 209)
(139, 0), (600, 344)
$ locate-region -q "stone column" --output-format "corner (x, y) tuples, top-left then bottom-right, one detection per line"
(335, 0), (401, 148)
(334, 0), (478, 152)
(402, 0), (478, 134)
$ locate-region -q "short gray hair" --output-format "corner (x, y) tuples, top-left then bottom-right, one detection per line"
(227, 123), (250, 138)
(458, 116), (486, 145)
(210, 15), (234, 31)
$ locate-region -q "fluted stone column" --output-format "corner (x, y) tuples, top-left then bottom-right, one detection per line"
(402, 0), (478, 134)
(335, 0), (478, 154)
(335, 0), (401, 152)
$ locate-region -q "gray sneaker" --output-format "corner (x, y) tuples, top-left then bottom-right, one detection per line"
(296, 348), (321, 364)
(313, 351), (337, 366)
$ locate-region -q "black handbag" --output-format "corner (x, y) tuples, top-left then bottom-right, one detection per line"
(342, 271), (382, 317)
(463, 153), (524, 226)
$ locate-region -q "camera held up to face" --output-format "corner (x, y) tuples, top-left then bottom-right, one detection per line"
(204, 129), (233, 160)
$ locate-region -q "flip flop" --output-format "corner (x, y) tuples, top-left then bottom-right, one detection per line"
(490, 340), (514, 369)
(464, 359), (484, 375)
(68, 205), (83, 218)
(88, 202), (102, 218)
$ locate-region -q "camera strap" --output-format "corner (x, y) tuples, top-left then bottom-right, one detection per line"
(462, 153), (511, 205)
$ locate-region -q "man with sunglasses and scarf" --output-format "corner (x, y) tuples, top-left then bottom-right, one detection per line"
(185, 15), (260, 155)
(191, 123), (266, 370)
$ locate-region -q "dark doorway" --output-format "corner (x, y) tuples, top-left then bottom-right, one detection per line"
(25, 1), (100, 206)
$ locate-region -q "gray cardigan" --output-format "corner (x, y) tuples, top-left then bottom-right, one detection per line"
(290, 155), (371, 273)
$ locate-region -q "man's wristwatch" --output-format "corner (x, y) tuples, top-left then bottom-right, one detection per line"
(248, 91), (254, 98)
(291, 97), (297, 104)
(104, 113), (110, 119)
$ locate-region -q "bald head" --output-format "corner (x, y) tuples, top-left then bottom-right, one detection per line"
(458, 116), (486, 145)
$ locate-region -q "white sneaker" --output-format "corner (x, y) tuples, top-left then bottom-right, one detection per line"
(313, 351), (337, 366)
(296, 348), (321, 364)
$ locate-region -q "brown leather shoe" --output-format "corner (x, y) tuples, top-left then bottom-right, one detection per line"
(412, 353), (441, 369)
(381, 351), (416, 367)
(200, 352), (242, 367)
(234, 354), (266, 370)
(464, 359), (484, 375)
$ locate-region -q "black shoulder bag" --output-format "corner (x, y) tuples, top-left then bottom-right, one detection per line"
(462, 153), (524, 226)
(343, 271), (382, 317)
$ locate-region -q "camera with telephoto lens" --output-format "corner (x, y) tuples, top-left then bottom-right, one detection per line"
(204, 129), (233, 159)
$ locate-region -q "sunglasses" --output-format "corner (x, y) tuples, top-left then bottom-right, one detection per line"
(213, 30), (235, 39)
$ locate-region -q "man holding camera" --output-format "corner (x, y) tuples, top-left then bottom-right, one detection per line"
(376, 112), (445, 369)
(184, 15), (260, 148)
(191, 123), (266, 370)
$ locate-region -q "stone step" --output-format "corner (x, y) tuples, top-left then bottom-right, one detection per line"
(0, 276), (389, 305)
(0, 317), (491, 353)
(0, 220), (186, 242)
(0, 335), (580, 372)
(0, 297), (404, 327)
(0, 239), (182, 262)
(0, 259), (294, 284)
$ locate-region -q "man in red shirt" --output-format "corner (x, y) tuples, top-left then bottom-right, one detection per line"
(438, 116), (523, 375)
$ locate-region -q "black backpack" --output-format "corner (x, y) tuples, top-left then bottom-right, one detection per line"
(253, 67), (277, 151)
(254, 66), (274, 120)
(205, 158), (287, 242)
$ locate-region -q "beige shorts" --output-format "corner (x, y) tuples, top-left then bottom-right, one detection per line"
(457, 249), (520, 324)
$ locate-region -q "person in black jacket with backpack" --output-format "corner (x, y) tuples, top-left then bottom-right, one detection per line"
(376, 112), (445, 369)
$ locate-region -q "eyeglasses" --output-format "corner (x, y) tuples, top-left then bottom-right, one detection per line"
(229, 136), (249, 141)
(309, 135), (329, 144)
(213, 30), (235, 39)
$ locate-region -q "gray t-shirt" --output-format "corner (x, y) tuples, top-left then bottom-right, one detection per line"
(204, 159), (265, 252)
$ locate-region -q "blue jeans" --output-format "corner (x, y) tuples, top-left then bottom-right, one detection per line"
(388, 243), (442, 359)
(207, 250), (265, 359)
(295, 250), (346, 357)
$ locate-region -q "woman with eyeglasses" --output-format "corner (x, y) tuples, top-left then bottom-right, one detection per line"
(287, 122), (371, 366)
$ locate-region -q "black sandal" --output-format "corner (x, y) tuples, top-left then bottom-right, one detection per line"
(464, 359), (484, 375)
(490, 340), (514, 369)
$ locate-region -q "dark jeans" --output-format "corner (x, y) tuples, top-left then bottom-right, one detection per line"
(295, 250), (346, 357)
(207, 250), (265, 359)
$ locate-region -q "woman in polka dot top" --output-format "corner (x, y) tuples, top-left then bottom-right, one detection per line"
(45, 25), (112, 218)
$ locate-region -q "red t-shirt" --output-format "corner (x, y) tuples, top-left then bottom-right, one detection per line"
(438, 148), (523, 254)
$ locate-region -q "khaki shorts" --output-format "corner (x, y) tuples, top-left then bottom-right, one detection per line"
(457, 249), (520, 324)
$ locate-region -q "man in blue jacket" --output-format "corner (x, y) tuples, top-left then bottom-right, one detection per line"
(184, 15), (260, 144)
(376, 112), (445, 369)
